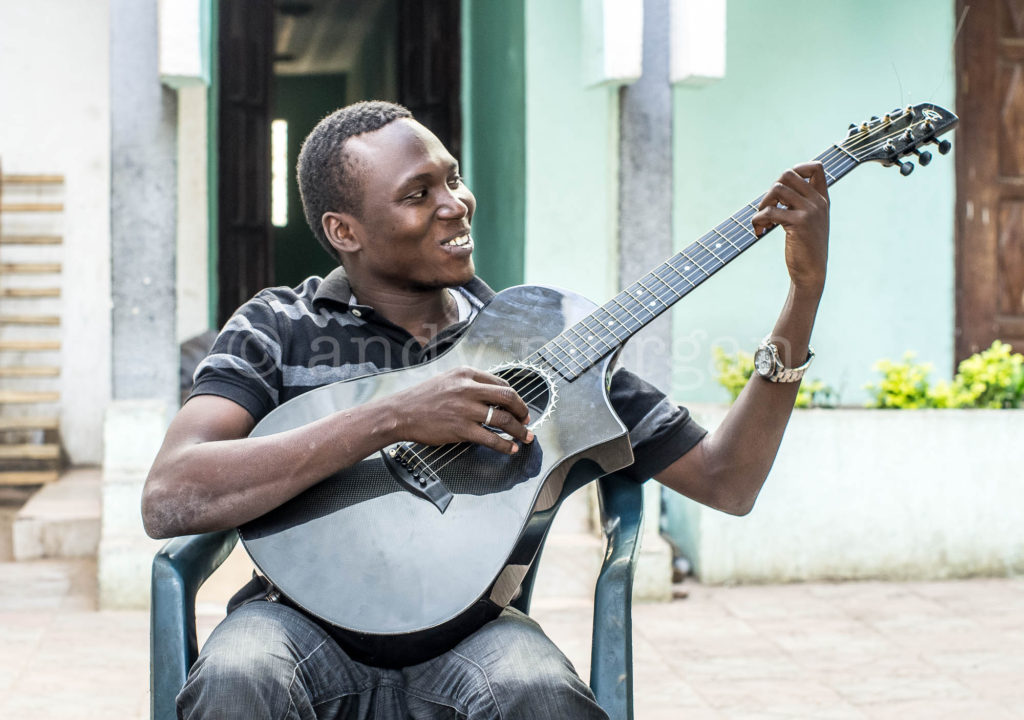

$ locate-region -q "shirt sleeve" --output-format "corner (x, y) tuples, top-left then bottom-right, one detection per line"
(187, 296), (285, 423)
(608, 367), (707, 483)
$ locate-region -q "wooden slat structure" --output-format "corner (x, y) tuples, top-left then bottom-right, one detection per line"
(0, 470), (59, 485)
(0, 202), (64, 213)
(0, 263), (63, 274)
(0, 165), (64, 484)
(0, 235), (62, 245)
(0, 288), (61, 298)
(0, 315), (61, 326)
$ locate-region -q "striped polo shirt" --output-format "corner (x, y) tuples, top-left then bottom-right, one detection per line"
(190, 266), (706, 482)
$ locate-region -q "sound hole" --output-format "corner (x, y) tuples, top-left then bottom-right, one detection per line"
(492, 365), (553, 422)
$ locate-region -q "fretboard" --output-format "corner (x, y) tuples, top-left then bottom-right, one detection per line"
(535, 144), (860, 381)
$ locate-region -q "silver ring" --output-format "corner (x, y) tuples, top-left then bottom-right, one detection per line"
(484, 406), (495, 426)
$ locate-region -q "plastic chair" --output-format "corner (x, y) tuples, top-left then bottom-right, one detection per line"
(150, 472), (644, 720)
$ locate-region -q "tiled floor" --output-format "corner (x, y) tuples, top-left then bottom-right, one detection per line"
(2, 553), (1022, 719)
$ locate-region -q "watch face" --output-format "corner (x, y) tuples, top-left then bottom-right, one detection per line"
(754, 346), (775, 376)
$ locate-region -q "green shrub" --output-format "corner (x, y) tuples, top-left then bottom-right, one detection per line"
(865, 341), (1024, 409)
(712, 346), (837, 408)
(712, 346), (753, 402)
(932, 340), (1024, 408)
(863, 353), (934, 408)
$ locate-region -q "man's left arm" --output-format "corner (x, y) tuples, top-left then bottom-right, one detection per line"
(655, 161), (829, 516)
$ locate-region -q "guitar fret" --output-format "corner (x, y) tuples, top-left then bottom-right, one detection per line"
(694, 239), (724, 263)
(611, 296), (647, 327)
(711, 226), (741, 251)
(633, 278), (671, 312)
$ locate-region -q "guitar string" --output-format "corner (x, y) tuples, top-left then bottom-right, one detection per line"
(407, 139), (872, 474)
(403, 114), (940, 476)
(533, 115), (932, 377)
(408, 140), (875, 474)
(419, 113), (938, 471)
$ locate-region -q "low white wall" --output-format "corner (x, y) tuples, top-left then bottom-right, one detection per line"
(665, 405), (1024, 583)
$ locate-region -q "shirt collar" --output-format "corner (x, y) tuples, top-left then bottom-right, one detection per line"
(311, 265), (496, 314)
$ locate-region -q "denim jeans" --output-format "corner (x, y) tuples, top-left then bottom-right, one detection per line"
(177, 599), (609, 719)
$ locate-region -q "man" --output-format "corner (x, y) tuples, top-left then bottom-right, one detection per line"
(142, 100), (829, 719)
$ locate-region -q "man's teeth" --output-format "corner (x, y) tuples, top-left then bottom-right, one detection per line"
(444, 234), (471, 247)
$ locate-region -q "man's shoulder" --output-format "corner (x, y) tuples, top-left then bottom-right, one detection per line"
(229, 276), (326, 323)
(250, 276), (325, 307)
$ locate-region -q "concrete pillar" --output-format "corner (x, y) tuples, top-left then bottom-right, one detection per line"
(617, 0), (674, 602)
(101, 0), (179, 609)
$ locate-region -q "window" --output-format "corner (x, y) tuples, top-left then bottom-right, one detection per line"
(271, 119), (288, 227)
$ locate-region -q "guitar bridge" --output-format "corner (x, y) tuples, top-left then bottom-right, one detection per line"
(380, 443), (454, 513)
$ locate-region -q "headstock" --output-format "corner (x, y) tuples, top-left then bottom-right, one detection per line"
(841, 103), (958, 176)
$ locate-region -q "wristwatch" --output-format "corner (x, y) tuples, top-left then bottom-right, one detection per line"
(754, 336), (815, 383)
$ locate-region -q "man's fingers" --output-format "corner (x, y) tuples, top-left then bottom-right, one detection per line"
(791, 161), (830, 201)
(475, 383), (530, 422)
(467, 424), (520, 455)
(467, 368), (510, 387)
(758, 182), (805, 213)
(480, 406), (533, 444)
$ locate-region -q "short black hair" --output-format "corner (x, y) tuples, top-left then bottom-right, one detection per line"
(296, 100), (413, 262)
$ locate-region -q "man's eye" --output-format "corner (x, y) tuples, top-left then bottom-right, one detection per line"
(448, 174), (463, 188)
(406, 189), (427, 200)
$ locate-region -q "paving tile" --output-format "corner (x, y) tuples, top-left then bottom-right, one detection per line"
(3, 556), (1024, 718)
(859, 698), (1019, 720)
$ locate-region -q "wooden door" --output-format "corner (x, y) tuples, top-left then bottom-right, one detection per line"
(956, 0), (1024, 360)
(217, 0), (274, 326)
(397, 0), (462, 161)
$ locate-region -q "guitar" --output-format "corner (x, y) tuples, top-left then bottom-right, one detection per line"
(239, 103), (958, 666)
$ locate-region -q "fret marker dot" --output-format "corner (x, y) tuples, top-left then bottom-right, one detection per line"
(570, 348), (577, 354)
(649, 301), (656, 307)
(608, 320), (616, 326)
(715, 242), (722, 249)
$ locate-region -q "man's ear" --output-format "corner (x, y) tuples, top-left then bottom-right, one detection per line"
(322, 211), (362, 256)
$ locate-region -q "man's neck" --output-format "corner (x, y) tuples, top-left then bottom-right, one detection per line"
(351, 283), (459, 344)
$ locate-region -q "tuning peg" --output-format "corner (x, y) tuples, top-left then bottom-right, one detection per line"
(912, 149), (933, 166)
(895, 158), (914, 176)
(932, 138), (952, 155)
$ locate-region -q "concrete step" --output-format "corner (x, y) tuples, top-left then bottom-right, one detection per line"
(12, 467), (100, 560)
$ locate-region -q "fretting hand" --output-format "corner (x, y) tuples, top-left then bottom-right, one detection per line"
(751, 161), (830, 299)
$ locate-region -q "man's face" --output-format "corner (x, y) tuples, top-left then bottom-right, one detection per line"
(340, 118), (476, 292)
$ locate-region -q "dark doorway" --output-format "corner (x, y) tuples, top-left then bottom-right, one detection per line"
(216, 0), (275, 326)
(269, 0), (462, 289)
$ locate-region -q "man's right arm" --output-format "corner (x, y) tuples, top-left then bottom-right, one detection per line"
(141, 367), (532, 539)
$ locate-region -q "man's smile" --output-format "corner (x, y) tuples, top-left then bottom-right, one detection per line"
(441, 231), (473, 251)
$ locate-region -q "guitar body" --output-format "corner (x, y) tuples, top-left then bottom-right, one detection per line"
(239, 284), (635, 666)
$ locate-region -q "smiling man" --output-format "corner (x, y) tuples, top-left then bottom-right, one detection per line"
(142, 100), (829, 719)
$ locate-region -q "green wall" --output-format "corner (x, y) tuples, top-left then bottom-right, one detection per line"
(671, 0), (956, 405)
(523, 0), (618, 301)
(461, 0), (526, 291)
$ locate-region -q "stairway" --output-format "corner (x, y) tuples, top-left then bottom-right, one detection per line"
(0, 168), (64, 486)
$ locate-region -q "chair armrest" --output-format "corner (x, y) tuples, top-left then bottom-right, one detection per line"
(151, 529), (238, 720)
(590, 473), (644, 720)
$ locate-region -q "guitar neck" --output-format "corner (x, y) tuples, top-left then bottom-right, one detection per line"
(536, 144), (859, 381)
